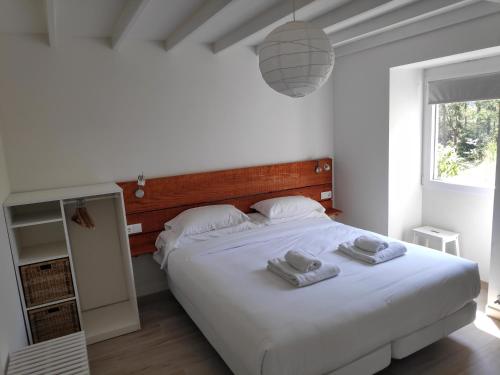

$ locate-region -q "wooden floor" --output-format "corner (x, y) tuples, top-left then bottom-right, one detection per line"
(88, 284), (500, 375)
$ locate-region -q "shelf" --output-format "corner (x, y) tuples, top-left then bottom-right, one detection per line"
(326, 207), (343, 216)
(82, 300), (140, 345)
(5, 183), (122, 206)
(10, 209), (63, 228)
(26, 297), (76, 311)
(18, 241), (68, 266)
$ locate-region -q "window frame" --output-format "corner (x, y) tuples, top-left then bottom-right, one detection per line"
(422, 81), (496, 195)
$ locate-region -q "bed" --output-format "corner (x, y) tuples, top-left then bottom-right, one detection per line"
(118, 159), (480, 375)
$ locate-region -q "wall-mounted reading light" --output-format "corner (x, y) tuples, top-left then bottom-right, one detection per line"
(315, 161), (331, 174)
(135, 173), (146, 199)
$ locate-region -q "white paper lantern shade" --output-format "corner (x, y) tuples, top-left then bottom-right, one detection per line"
(259, 21), (335, 98)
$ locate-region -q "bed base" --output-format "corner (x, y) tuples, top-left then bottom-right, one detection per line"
(391, 301), (476, 359)
(169, 275), (476, 375)
(328, 345), (390, 375)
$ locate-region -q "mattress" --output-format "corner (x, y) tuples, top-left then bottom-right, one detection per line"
(160, 217), (480, 375)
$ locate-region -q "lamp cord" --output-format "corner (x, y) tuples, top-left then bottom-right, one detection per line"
(292, 0), (296, 21)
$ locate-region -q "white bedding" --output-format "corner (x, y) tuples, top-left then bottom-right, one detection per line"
(156, 217), (480, 375)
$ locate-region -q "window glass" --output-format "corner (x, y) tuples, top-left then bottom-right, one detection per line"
(433, 99), (499, 188)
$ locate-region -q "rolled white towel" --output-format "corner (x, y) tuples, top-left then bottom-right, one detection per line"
(354, 235), (389, 253)
(338, 241), (406, 264)
(267, 258), (340, 287)
(284, 250), (322, 273)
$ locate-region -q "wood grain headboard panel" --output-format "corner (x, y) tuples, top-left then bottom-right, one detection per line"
(118, 158), (336, 256)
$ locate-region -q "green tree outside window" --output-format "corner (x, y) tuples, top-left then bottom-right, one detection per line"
(434, 99), (499, 187)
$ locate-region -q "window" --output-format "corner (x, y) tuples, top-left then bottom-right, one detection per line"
(431, 99), (499, 188)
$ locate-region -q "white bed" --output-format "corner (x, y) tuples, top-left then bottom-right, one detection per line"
(155, 216), (480, 375)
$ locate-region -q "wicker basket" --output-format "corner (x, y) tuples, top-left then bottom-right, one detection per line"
(20, 258), (75, 308)
(28, 300), (81, 343)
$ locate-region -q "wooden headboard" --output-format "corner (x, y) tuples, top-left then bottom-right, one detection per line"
(118, 158), (339, 256)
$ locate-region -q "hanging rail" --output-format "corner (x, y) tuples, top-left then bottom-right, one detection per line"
(63, 194), (118, 205)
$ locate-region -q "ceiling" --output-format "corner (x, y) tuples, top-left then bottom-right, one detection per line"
(0, 0), (498, 53)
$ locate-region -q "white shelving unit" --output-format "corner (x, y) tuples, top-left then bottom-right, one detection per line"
(17, 241), (68, 266)
(81, 300), (139, 343)
(10, 210), (63, 228)
(4, 183), (141, 345)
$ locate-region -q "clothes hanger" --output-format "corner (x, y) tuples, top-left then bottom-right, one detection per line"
(71, 200), (85, 227)
(71, 199), (95, 229)
(79, 205), (95, 229)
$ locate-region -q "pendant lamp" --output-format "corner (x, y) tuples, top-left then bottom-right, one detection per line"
(259, 1), (335, 98)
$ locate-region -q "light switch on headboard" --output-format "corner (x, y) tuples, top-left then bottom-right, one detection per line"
(127, 223), (142, 235)
(321, 191), (332, 200)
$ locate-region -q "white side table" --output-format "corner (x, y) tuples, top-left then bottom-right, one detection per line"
(412, 226), (460, 257)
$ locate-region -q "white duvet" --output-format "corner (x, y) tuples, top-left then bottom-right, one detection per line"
(156, 217), (480, 375)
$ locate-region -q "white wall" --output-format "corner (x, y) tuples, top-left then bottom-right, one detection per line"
(422, 187), (494, 281)
(133, 255), (169, 296)
(332, 12), (500, 235)
(385, 60), (496, 282)
(418, 56), (500, 282)
(388, 67), (423, 241)
(0, 35), (334, 295)
(488, 138), (500, 316)
(0, 36), (333, 192)
(0, 131), (26, 372)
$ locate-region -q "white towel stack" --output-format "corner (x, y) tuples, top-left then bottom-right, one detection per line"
(267, 250), (340, 287)
(354, 235), (389, 253)
(338, 235), (406, 264)
(284, 250), (322, 272)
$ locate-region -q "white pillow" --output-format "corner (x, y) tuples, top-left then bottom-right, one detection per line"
(248, 210), (328, 225)
(165, 204), (249, 236)
(251, 196), (325, 219)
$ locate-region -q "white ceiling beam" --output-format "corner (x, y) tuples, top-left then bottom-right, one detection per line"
(334, 1), (500, 57)
(212, 0), (317, 54)
(252, 0), (408, 55)
(330, 0), (480, 47)
(165, 0), (232, 51)
(312, 0), (398, 35)
(111, 0), (151, 50)
(44, 0), (58, 47)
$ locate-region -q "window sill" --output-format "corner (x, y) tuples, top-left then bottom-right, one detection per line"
(423, 180), (495, 195)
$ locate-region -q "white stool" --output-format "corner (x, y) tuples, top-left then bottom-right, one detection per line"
(7, 331), (89, 375)
(412, 226), (460, 257)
